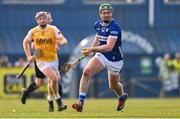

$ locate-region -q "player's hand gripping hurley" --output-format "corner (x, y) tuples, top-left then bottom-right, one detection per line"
(64, 55), (85, 73)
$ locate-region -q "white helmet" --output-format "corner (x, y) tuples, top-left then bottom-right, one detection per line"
(35, 11), (47, 19)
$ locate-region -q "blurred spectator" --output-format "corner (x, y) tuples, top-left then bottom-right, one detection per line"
(173, 53), (180, 74)
(156, 53), (179, 97)
(155, 53), (170, 97)
(14, 58), (27, 67)
(171, 53), (180, 95)
(0, 55), (12, 67)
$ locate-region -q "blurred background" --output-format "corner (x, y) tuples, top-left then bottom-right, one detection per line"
(0, 0), (179, 99)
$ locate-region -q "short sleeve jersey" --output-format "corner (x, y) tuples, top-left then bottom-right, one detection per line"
(26, 25), (60, 62)
(94, 19), (123, 61)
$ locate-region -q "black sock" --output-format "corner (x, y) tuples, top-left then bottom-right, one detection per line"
(48, 100), (54, 107)
(56, 98), (62, 106)
(26, 82), (38, 95)
(58, 84), (62, 97)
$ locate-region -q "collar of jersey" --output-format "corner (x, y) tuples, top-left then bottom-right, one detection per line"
(100, 19), (113, 27)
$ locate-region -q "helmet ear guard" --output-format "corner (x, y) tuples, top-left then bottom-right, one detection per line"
(99, 3), (113, 13)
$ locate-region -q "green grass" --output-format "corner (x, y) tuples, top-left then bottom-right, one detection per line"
(0, 98), (180, 118)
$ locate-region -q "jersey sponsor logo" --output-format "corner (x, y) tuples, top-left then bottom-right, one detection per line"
(35, 38), (52, 45)
(110, 31), (118, 35)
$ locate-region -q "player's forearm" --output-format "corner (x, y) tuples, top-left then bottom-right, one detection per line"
(91, 41), (99, 48)
(57, 39), (67, 46)
(57, 35), (68, 45)
(91, 45), (113, 53)
(60, 38), (68, 45)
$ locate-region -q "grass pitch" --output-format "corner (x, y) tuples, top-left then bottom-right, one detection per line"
(0, 98), (180, 118)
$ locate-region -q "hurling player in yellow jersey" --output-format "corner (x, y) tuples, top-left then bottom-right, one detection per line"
(21, 12), (66, 112)
(23, 11), (67, 112)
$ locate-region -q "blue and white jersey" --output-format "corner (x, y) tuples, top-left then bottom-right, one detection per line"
(94, 19), (123, 61)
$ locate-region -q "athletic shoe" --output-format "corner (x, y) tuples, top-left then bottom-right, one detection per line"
(117, 93), (128, 111)
(48, 101), (54, 112)
(21, 88), (28, 104)
(56, 98), (67, 111)
(72, 101), (83, 112)
(58, 104), (67, 111)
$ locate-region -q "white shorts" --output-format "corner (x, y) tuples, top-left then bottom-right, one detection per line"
(94, 53), (123, 75)
(36, 60), (59, 73)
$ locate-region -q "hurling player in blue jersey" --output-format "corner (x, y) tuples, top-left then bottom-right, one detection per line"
(72, 3), (128, 112)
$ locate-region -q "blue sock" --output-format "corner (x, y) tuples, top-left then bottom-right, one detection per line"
(119, 93), (128, 101)
(79, 92), (86, 104)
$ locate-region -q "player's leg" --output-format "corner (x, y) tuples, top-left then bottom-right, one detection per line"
(47, 78), (67, 112)
(47, 79), (54, 112)
(57, 56), (63, 98)
(108, 72), (124, 96)
(108, 72), (128, 111)
(56, 72), (67, 109)
(72, 56), (104, 112)
(43, 67), (67, 111)
(58, 81), (63, 97)
(21, 61), (45, 104)
(107, 63), (128, 111)
(21, 78), (44, 104)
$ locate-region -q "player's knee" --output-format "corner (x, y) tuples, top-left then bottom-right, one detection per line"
(35, 79), (44, 87)
(53, 77), (59, 81)
(83, 68), (92, 78)
(48, 76), (58, 83)
(109, 83), (117, 90)
(49, 74), (59, 81)
(35, 78), (44, 87)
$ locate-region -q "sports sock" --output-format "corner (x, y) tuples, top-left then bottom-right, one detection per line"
(26, 82), (38, 95)
(118, 93), (126, 101)
(79, 92), (86, 104)
(47, 95), (54, 112)
(55, 95), (61, 100)
(47, 95), (54, 101)
(55, 96), (63, 107)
